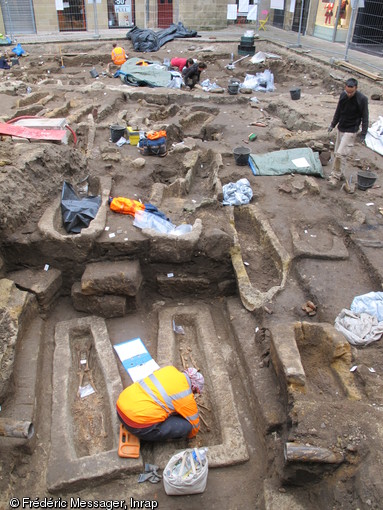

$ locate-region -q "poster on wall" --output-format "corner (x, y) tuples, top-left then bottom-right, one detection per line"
(239, 0), (249, 12)
(114, 0), (131, 13)
(247, 5), (258, 19)
(55, 0), (64, 10)
(289, 0), (296, 13)
(227, 4), (238, 19)
(270, 0), (284, 9)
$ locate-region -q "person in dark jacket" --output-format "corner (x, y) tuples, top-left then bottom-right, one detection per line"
(183, 62), (207, 90)
(327, 77), (369, 187)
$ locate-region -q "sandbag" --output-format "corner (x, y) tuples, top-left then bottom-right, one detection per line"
(61, 181), (101, 234)
(163, 448), (208, 496)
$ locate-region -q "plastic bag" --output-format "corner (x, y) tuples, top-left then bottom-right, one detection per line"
(61, 181), (101, 234)
(12, 43), (25, 56)
(222, 178), (253, 206)
(133, 210), (175, 234)
(242, 70), (275, 92)
(351, 292), (383, 322)
(163, 447), (208, 496)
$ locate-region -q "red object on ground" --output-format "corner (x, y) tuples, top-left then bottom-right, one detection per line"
(0, 123), (68, 141)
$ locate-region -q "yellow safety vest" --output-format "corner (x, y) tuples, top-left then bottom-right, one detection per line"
(111, 47), (127, 66)
(116, 366), (200, 438)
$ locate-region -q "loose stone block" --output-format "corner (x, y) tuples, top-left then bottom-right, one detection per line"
(8, 267), (62, 314)
(81, 259), (143, 296)
(71, 282), (127, 318)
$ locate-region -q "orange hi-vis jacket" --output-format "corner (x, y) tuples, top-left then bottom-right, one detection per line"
(116, 366), (200, 438)
(111, 46), (127, 66)
(110, 197), (145, 216)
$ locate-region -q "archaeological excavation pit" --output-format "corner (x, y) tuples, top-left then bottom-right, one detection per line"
(1, 36), (383, 508)
(48, 316), (142, 492)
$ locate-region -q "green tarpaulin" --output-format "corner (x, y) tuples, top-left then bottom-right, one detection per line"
(119, 57), (172, 87)
(249, 148), (324, 177)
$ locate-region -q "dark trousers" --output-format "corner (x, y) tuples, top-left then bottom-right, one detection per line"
(118, 413), (192, 442)
(184, 75), (199, 89)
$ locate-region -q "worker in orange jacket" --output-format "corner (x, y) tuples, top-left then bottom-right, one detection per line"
(107, 42), (127, 74)
(111, 42), (127, 65)
(116, 366), (204, 441)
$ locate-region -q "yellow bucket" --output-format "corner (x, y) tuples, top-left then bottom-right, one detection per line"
(127, 126), (140, 146)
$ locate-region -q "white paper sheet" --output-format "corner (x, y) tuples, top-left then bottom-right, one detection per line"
(114, 337), (159, 382)
(247, 5), (258, 20)
(227, 4), (238, 19)
(239, 0), (249, 13)
(55, 0), (64, 10)
(270, 0), (284, 9)
(292, 157), (310, 168)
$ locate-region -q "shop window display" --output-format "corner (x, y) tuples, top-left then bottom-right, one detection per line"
(315, 0), (350, 29)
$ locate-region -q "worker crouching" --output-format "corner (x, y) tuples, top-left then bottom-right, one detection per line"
(116, 366), (204, 441)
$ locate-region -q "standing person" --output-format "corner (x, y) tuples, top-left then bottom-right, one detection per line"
(327, 78), (369, 188)
(183, 62), (207, 90)
(116, 366), (204, 441)
(170, 57), (194, 74)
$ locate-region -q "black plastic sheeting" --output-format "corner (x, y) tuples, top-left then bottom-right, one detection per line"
(126, 22), (198, 52)
(61, 181), (101, 234)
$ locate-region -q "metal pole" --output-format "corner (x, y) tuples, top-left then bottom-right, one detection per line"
(297, 0), (305, 47)
(288, 0), (305, 49)
(4, 0), (14, 43)
(344, 0), (358, 61)
(332, 0), (341, 42)
(256, 0), (260, 33)
(93, 0), (100, 39)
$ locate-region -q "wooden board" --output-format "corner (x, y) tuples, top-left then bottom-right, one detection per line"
(334, 61), (383, 81)
(0, 123), (67, 141)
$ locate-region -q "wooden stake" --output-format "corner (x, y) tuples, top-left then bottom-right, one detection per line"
(59, 45), (64, 68)
(198, 402), (211, 412)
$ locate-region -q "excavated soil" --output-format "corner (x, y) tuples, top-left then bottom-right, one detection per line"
(0, 35), (383, 510)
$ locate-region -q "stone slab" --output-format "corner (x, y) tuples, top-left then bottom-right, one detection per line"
(8, 267), (62, 312)
(154, 304), (249, 469)
(81, 259), (142, 296)
(71, 282), (127, 318)
(269, 322), (306, 389)
(47, 316), (142, 493)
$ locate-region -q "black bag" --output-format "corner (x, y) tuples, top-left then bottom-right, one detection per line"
(61, 181), (101, 234)
(138, 136), (167, 156)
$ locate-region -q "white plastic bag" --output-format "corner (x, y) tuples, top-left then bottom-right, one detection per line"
(163, 447), (208, 496)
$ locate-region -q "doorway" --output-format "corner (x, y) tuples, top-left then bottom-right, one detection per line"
(157, 0), (173, 28)
(57, 0), (87, 31)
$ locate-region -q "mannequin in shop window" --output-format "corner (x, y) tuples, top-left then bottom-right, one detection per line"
(337, 0), (348, 26)
(324, 3), (334, 25)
